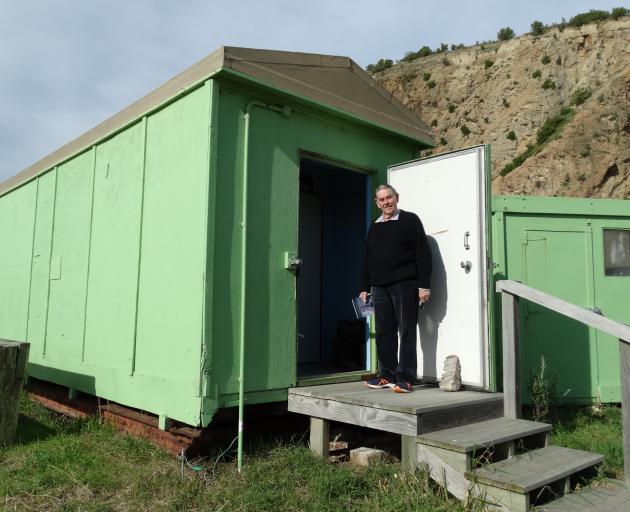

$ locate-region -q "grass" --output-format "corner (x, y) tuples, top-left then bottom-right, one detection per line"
(551, 406), (623, 479)
(3, 397), (624, 511)
(2, 398), (468, 512)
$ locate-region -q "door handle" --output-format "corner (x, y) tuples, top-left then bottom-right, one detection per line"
(284, 252), (302, 269)
(464, 231), (470, 250)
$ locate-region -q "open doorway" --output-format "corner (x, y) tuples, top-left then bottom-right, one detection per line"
(297, 156), (371, 379)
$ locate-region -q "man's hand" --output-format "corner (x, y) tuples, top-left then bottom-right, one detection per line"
(419, 288), (431, 303)
(359, 291), (369, 303)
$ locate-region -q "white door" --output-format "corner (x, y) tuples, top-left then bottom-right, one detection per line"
(388, 145), (490, 388)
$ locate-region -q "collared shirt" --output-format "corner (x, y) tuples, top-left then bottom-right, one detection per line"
(375, 209), (400, 223)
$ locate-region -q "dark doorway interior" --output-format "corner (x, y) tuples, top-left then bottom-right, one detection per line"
(297, 157), (370, 378)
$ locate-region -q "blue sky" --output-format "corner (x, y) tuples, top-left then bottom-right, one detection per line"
(1, 0), (626, 182)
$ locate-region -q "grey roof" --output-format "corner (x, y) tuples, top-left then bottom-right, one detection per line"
(1, 46), (433, 196)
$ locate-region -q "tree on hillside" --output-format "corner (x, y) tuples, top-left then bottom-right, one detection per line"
(531, 20), (545, 36)
(611, 7), (629, 19)
(568, 10), (610, 27)
(497, 27), (516, 40)
(366, 59), (393, 73)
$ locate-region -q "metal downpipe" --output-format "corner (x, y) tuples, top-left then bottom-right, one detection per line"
(238, 101), (291, 472)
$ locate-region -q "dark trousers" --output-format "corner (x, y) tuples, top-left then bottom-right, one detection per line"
(372, 280), (418, 383)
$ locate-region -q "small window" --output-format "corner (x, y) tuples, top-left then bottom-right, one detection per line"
(604, 229), (630, 276)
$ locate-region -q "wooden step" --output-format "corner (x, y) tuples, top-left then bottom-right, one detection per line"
(415, 418), (551, 501)
(534, 480), (630, 511)
(468, 446), (604, 512)
(418, 417), (551, 454)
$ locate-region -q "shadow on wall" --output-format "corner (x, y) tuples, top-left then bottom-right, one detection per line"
(418, 235), (448, 381)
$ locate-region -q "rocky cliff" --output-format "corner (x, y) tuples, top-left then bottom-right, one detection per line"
(375, 17), (630, 198)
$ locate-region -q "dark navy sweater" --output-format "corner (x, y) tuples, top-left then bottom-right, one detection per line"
(360, 210), (432, 290)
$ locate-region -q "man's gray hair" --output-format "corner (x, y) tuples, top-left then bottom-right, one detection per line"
(374, 184), (398, 198)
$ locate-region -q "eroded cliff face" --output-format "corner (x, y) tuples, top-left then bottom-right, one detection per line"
(376, 18), (630, 198)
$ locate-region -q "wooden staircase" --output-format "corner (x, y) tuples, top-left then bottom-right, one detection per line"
(401, 279), (630, 511)
(295, 280), (630, 511)
(411, 416), (630, 511)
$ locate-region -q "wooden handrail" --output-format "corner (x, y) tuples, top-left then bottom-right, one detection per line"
(496, 280), (630, 342)
(496, 279), (630, 484)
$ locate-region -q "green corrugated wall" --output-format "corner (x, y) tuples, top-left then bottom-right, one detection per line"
(1, 82), (213, 426)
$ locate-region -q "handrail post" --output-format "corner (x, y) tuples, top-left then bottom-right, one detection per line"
(619, 338), (630, 484)
(502, 291), (521, 419)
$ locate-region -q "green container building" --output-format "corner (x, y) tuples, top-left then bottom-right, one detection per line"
(1, 47), (629, 430)
(0, 47), (434, 427)
(492, 195), (630, 404)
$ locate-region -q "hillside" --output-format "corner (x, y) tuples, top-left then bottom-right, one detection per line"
(374, 16), (630, 198)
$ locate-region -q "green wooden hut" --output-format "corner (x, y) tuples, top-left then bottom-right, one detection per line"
(0, 47), (434, 428)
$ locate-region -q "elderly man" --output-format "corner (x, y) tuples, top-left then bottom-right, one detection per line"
(359, 184), (432, 393)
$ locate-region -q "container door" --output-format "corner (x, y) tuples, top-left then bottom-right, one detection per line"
(388, 145), (490, 388)
(520, 228), (596, 402)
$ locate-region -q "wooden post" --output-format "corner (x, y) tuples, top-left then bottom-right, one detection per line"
(401, 435), (418, 471)
(502, 292), (521, 419)
(309, 417), (330, 458)
(0, 340), (30, 447)
(619, 338), (630, 485)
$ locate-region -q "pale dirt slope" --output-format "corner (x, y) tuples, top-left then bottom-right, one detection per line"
(375, 17), (630, 198)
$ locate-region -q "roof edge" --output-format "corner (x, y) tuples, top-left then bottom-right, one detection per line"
(0, 46), (432, 197)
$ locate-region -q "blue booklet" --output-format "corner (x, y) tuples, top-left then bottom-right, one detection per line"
(352, 295), (374, 319)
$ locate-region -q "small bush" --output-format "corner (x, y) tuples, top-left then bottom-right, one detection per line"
(612, 7), (629, 19)
(541, 78), (556, 90)
(580, 147), (591, 158)
(427, 80), (436, 89)
(436, 42), (448, 53)
(484, 117), (490, 123)
(507, 130), (517, 141)
(569, 10), (610, 27)
(501, 144), (537, 176)
(400, 46), (433, 62)
(532, 69), (542, 79)
(447, 103), (456, 113)
(577, 173), (587, 182)
(400, 72), (416, 86)
(502, 97), (510, 108)
(450, 43), (465, 51)
(484, 59), (494, 69)
(460, 125), (471, 136)
(501, 108), (575, 176)
(571, 87), (592, 106)
(431, 119), (438, 127)
(422, 72), (431, 81)
(531, 20), (545, 36)
(559, 17), (567, 31)
(442, 57), (450, 66)
(439, 137), (447, 146)
(536, 107), (574, 145)
(541, 54), (551, 65)
(366, 59), (393, 73)
(497, 27), (515, 41)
